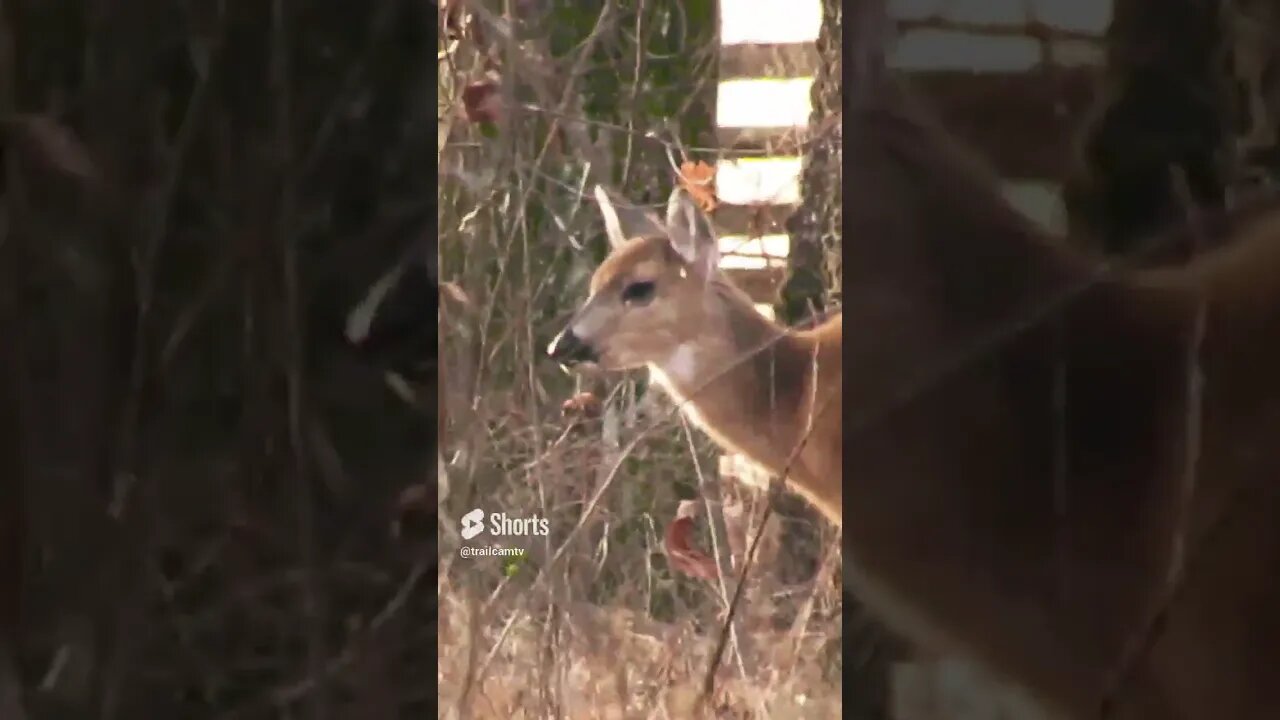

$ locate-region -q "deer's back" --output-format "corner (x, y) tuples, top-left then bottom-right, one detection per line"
(790, 314), (843, 524)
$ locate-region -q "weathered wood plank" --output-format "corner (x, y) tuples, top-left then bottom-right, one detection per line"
(716, 126), (814, 155)
(719, 42), (822, 79)
(712, 202), (800, 238)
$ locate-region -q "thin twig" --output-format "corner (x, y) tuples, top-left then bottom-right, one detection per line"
(678, 417), (754, 680)
(701, 341), (831, 706)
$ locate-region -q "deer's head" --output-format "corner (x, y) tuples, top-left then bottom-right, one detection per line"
(547, 185), (723, 372)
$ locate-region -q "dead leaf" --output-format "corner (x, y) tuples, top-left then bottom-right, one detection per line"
(561, 391), (601, 419)
(461, 74), (503, 124)
(677, 160), (718, 213)
(439, 280), (471, 309)
(663, 500), (719, 582)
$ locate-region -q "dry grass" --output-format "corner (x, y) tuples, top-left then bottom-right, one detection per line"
(435, 413), (844, 719)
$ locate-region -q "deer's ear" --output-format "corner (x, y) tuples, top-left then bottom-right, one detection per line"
(665, 187), (719, 276)
(593, 185), (666, 249)
(594, 185), (628, 249)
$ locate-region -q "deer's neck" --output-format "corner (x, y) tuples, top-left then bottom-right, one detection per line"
(647, 286), (818, 485)
(1150, 208), (1280, 425)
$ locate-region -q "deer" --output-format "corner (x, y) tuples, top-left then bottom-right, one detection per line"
(837, 66), (1280, 719)
(547, 185), (842, 525)
(547, 83), (1280, 720)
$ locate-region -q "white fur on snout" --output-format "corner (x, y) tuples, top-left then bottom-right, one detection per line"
(570, 299), (606, 339)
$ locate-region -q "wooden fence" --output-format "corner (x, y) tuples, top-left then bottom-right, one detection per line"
(712, 0), (822, 489)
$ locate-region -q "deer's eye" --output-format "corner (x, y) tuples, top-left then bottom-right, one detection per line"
(621, 280), (656, 305)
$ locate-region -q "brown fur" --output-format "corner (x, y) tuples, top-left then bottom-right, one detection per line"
(550, 189), (842, 525)
(845, 80), (1280, 719)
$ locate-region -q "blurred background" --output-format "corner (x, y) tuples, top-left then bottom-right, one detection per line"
(2, 0), (1278, 718)
(2, 1), (434, 718)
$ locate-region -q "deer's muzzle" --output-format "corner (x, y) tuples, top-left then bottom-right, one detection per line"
(547, 327), (598, 366)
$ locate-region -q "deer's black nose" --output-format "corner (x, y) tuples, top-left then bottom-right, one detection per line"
(547, 328), (597, 365)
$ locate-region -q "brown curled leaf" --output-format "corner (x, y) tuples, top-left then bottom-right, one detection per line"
(460, 74), (503, 124)
(663, 500), (719, 582)
(561, 391), (601, 419)
(677, 160), (718, 214)
(439, 280), (471, 309)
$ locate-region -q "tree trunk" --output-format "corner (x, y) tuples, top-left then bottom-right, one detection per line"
(1226, 0), (1280, 193)
(1062, 0), (1234, 260)
(780, 0), (842, 323)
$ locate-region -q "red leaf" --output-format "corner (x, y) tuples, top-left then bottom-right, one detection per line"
(461, 77), (503, 124)
(663, 500), (719, 582)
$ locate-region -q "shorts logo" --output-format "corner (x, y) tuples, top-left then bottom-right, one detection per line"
(460, 508), (486, 540)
